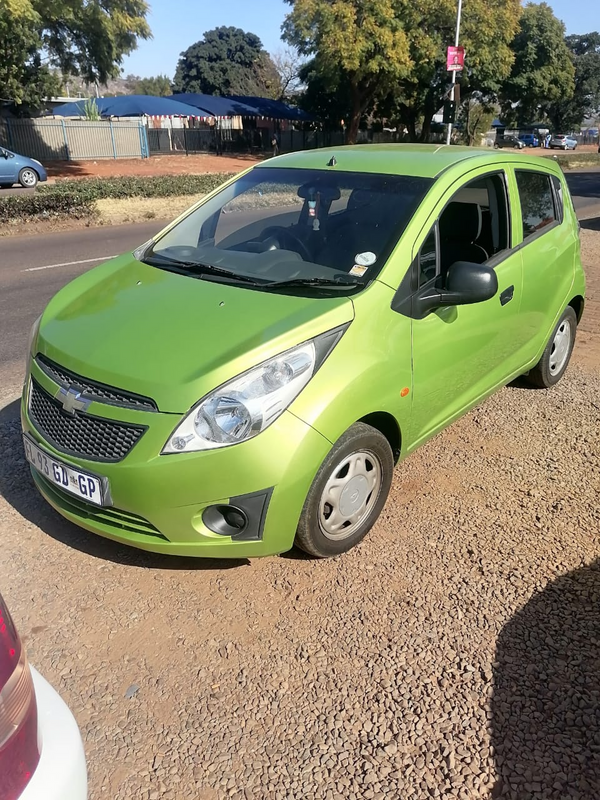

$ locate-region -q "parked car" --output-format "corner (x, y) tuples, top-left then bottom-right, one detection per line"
(0, 147), (47, 189)
(0, 592), (87, 799)
(518, 133), (539, 147)
(22, 145), (585, 558)
(549, 135), (577, 150)
(494, 135), (525, 149)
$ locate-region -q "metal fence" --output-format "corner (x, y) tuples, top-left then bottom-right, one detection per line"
(0, 118), (149, 160)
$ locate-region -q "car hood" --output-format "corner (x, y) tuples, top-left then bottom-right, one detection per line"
(36, 254), (354, 413)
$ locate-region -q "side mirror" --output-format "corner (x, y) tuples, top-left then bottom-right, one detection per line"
(439, 261), (498, 307)
(0, 149), (8, 159)
(410, 261), (498, 319)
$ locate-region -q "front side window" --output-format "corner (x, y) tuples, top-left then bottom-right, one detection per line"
(143, 167), (432, 294)
(515, 171), (556, 240)
(418, 172), (510, 287)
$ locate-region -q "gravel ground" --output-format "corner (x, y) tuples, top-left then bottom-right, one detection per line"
(1, 230), (599, 800)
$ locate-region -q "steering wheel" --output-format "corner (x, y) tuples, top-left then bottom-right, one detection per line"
(259, 226), (312, 262)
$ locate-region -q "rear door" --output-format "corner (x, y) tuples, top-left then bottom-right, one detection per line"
(511, 168), (577, 363)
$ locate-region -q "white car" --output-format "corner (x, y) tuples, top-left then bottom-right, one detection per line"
(0, 593), (87, 800)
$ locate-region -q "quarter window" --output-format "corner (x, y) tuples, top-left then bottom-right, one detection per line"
(515, 171), (556, 240)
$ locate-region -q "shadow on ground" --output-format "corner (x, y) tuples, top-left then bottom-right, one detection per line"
(0, 398), (248, 570)
(580, 216), (600, 232)
(492, 559), (600, 799)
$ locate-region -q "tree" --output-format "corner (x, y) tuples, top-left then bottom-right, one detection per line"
(0, 0), (61, 109)
(271, 48), (303, 102)
(0, 0), (151, 110)
(545, 33), (600, 131)
(284, 0), (520, 144)
(297, 59), (354, 128)
(283, 0), (411, 144)
(173, 27), (279, 97)
(457, 95), (495, 146)
(500, 3), (575, 127)
(128, 74), (172, 96)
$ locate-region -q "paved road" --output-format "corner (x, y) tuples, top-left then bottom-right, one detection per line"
(564, 168), (600, 212)
(0, 221), (165, 387)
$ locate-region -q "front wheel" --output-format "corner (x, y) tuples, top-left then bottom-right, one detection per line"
(294, 422), (394, 558)
(18, 168), (38, 188)
(524, 306), (577, 388)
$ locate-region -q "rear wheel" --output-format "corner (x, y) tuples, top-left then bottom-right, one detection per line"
(294, 422), (394, 558)
(18, 168), (38, 188)
(524, 306), (577, 388)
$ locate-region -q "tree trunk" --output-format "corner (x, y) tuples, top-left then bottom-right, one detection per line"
(346, 87), (363, 145)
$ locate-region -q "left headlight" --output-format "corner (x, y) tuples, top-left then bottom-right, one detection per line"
(27, 315), (41, 358)
(162, 326), (347, 454)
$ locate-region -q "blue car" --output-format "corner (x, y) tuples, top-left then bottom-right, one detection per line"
(0, 147), (47, 189)
(518, 133), (539, 147)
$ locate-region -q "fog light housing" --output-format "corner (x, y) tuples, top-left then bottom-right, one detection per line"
(203, 505), (248, 537)
(201, 489), (273, 542)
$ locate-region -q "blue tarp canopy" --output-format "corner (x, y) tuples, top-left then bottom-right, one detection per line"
(172, 93), (311, 121)
(51, 95), (210, 118)
(171, 93), (260, 118)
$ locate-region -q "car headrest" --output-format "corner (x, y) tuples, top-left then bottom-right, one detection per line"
(347, 189), (383, 211)
(297, 184), (341, 202)
(439, 202), (482, 243)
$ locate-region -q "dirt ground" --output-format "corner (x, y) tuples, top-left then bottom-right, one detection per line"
(0, 230), (599, 800)
(46, 153), (263, 180)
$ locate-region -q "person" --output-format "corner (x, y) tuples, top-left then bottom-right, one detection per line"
(271, 131), (280, 157)
(545, 133), (551, 149)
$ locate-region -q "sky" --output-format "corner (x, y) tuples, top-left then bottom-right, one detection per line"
(120, 0), (597, 80)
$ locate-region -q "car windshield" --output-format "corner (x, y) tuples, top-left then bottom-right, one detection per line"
(143, 167), (432, 293)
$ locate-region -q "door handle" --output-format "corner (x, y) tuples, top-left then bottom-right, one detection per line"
(500, 285), (514, 306)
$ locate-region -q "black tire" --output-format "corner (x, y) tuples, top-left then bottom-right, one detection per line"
(494, 143), (500, 149)
(18, 167), (38, 189)
(524, 306), (577, 389)
(294, 422), (394, 558)
(0, 183), (12, 189)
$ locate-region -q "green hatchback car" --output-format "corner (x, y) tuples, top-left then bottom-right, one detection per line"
(22, 145), (585, 558)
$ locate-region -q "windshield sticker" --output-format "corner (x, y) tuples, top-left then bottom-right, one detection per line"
(349, 264), (368, 277)
(354, 251), (377, 266)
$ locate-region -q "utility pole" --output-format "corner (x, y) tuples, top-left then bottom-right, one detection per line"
(446, 0), (463, 146)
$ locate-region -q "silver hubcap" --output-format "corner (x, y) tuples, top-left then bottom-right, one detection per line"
(21, 169), (36, 186)
(549, 318), (572, 375)
(319, 450), (382, 541)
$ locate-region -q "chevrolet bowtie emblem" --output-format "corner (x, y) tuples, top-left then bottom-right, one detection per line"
(56, 387), (90, 415)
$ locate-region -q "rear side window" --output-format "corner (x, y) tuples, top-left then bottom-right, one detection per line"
(515, 171), (556, 240)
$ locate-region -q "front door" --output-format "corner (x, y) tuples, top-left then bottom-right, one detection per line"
(0, 149), (14, 182)
(407, 170), (524, 448)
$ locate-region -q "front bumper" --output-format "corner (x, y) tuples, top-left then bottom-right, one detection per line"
(21, 362), (332, 557)
(22, 667), (87, 800)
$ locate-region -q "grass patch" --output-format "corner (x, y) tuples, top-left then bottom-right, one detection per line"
(96, 194), (205, 226)
(553, 152), (600, 170)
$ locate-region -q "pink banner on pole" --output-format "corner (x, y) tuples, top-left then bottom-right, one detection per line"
(447, 46), (465, 71)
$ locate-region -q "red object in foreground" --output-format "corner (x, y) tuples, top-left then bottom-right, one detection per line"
(0, 594), (40, 800)
(447, 45), (465, 71)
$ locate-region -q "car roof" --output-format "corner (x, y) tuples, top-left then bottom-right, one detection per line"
(258, 144), (561, 179)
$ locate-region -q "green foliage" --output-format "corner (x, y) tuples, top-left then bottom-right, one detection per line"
(500, 3), (575, 127)
(545, 33), (600, 131)
(40, 174), (233, 202)
(458, 97), (495, 146)
(284, 0), (411, 143)
(82, 97), (101, 120)
(285, 0), (520, 143)
(0, 174), (233, 224)
(172, 27), (279, 98)
(0, 0), (62, 109)
(128, 74), (173, 96)
(0, 0), (151, 111)
(0, 191), (93, 224)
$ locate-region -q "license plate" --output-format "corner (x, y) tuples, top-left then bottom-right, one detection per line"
(23, 435), (106, 507)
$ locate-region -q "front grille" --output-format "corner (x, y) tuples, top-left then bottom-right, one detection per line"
(35, 473), (167, 541)
(36, 355), (157, 412)
(29, 378), (146, 462)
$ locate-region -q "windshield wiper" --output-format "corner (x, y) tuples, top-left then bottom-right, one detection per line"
(142, 255), (264, 285)
(263, 276), (362, 290)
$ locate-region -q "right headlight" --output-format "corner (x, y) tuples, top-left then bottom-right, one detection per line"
(162, 325), (348, 454)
